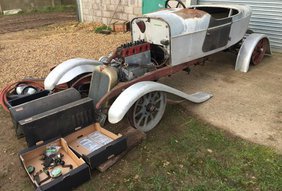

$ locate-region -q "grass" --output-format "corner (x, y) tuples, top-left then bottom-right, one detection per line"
(0, 5), (76, 17)
(94, 25), (112, 33)
(78, 105), (282, 191)
(29, 5), (76, 13)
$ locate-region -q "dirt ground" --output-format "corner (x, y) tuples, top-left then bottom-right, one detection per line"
(0, 12), (76, 34)
(161, 52), (282, 153)
(0, 13), (281, 190)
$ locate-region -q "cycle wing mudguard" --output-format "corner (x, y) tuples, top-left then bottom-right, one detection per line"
(44, 58), (102, 90)
(235, 33), (271, 72)
(108, 81), (213, 124)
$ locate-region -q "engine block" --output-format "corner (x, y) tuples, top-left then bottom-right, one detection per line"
(117, 40), (154, 81)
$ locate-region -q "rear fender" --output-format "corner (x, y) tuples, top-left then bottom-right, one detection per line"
(235, 33), (271, 72)
(44, 58), (102, 90)
(108, 81), (212, 124)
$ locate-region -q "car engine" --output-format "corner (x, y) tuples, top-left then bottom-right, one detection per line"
(100, 40), (169, 82)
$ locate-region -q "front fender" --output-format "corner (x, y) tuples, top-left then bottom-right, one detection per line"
(44, 58), (102, 90)
(108, 81), (212, 124)
(235, 33), (271, 72)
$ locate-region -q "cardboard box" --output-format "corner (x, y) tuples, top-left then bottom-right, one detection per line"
(19, 138), (91, 191)
(64, 123), (127, 169)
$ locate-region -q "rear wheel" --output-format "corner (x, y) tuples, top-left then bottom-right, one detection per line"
(251, 38), (268, 65)
(165, 0), (186, 8)
(128, 91), (166, 132)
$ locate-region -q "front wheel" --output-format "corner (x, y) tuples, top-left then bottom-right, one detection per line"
(128, 91), (166, 132)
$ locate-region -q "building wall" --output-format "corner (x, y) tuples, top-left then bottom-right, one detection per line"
(80, 0), (142, 24)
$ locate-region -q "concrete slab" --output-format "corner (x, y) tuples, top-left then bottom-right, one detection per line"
(161, 52), (282, 153)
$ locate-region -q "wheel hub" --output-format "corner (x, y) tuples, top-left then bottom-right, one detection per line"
(146, 103), (156, 112)
(251, 38), (267, 65)
(129, 91), (167, 132)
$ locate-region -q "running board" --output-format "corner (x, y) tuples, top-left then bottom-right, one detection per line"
(182, 92), (213, 103)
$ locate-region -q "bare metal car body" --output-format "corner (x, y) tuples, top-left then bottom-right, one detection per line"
(43, 4), (271, 131)
(132, 4), (251, 66)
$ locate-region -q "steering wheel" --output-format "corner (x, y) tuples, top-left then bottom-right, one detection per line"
(165, 0), (186, 8)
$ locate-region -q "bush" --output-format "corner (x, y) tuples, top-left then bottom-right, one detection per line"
(94, 25), (112, 33)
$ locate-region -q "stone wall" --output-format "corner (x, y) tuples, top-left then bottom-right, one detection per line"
(80, 0), (142, 24)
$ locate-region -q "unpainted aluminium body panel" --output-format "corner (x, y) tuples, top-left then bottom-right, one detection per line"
(235, 33), (271, 72)
(198, 0), (282, 52)
(132, 4), (251, 66)
(108, 81), (213, 124)
(132, 18), (171, 59)
(44, 58), (102, 90)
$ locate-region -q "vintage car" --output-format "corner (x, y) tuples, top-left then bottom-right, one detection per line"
(4, 4), (271, 134)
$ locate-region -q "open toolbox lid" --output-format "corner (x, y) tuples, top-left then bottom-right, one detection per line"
(64, 123), (127, 169)
(19, 97), (96, 147)
(9, 88), (82, 138)
(10, 88), (81, 124)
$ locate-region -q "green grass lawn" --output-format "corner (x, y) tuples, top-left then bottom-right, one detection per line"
(79, 105), (282, 191)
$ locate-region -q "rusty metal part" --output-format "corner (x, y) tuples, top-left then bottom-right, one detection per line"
(235, 33), (271, 72)
(69, 73), (92, 96)
(251, 38), (268, 65)
(53, 73), (92, 94)
(95, 58), (202, 109)
(173, 9), (207, 19)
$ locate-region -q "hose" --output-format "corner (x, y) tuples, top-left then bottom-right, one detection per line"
(0, 79), (45, 112)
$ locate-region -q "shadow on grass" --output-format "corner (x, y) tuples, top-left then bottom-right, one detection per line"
(80, 105), (282, 191)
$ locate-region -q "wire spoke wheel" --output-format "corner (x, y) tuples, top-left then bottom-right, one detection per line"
(165, 0), (186, 8)
(251, 38), (268, 65)
(128, 91), (167, 132)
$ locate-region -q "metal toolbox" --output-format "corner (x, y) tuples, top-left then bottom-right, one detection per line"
(19, 97), (95, 147)
(9, 88), (81, 137)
